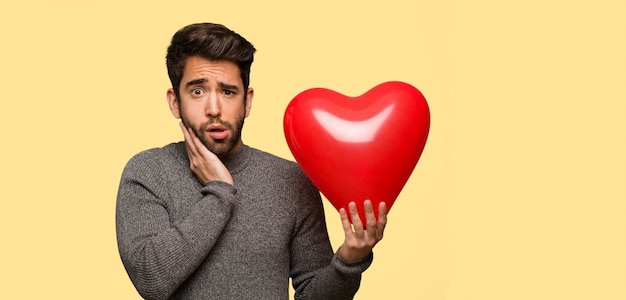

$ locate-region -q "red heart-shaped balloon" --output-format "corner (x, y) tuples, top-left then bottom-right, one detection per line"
(284, 81), (430, 223)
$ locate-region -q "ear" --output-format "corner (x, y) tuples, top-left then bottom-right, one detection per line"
(167, 88), (181, 119)
(244, 87), (254, 118)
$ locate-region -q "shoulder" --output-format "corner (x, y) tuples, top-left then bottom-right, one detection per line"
(247, 146), (295, 165)
(122, 142), (186, 176)
(245, 146), (307, 179)
(244, 146), (320, 200)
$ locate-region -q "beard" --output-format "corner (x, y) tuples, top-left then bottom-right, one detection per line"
(181, 114), (245, 158)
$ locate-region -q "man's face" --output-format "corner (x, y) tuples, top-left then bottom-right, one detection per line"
(167, 56), (253, 157)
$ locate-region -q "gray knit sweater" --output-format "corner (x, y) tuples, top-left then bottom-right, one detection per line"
(116, 142), (372, 300)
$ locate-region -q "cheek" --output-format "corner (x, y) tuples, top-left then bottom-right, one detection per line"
(233, 109), (248, 124)
(221, 102), (246, 117)
(180, 102), (204, 118)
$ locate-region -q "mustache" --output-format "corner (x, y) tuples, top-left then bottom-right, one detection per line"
(180, 116), (231, 135)
(200, 117), (233, 130)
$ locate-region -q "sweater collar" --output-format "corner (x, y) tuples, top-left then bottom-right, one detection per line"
(219, 143), (251, 175)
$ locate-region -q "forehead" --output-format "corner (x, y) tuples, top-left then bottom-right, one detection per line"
(182, 56), (242, 85)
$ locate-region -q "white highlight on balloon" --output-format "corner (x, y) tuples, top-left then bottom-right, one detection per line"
(312, 104), (395, 143)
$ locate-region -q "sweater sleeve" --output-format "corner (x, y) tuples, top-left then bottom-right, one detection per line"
(115, 150), (236, 300)
(289, 171), (373, 300)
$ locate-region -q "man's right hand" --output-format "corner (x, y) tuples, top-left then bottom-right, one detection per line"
(180, 122), (234, 185)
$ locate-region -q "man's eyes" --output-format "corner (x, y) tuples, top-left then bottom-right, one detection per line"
(191, 88), (204, 95)
(189, 88), (236, 96)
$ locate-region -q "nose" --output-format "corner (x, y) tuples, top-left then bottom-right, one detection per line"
(205, 91), (221, 117)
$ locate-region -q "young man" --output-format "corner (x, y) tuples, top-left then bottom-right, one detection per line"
(116, 23), (387, 300)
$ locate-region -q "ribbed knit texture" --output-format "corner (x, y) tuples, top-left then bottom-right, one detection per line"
(116, 142), (372, 300)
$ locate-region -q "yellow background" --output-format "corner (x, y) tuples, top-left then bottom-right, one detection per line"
(1, 0), (624, 299)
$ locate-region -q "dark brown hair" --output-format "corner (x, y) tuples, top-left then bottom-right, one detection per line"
(166, 23), (256, 98)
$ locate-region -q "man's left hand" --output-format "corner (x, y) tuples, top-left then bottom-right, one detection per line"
(338, 200), (388, 262)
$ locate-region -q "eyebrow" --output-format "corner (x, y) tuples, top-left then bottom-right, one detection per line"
(184, 78), (240, 92)
(185, 78), (208, 88)
(218, 82), (240, 92)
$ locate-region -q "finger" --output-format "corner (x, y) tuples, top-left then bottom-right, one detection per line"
(187, 125), (218, 161)
(185, 123), (211, 160)
(180, 121), (190, 140)
(186, 125), (205, 156)
(376, 202), (388, 240)
(339, 208), (354, 235)
(363, 200), (377, 237)
(348, 202), (364, 233)
(180, 122), (197, 156)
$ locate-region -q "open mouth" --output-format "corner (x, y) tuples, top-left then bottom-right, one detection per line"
(207, 124), (228, 140)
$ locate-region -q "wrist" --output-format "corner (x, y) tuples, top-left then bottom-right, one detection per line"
(338, 245), (371, 263)
(333, 249), (374, 275)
